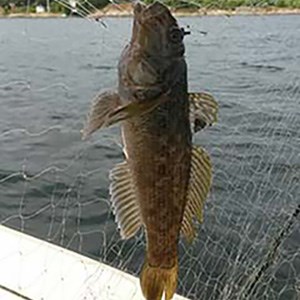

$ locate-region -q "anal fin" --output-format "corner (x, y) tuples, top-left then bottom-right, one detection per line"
(109, 161), (142, 239)
(189, 92), (218, 133)
(181, 145), (212, 243)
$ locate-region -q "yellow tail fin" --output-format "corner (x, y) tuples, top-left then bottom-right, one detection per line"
(140, 259), (178, 300)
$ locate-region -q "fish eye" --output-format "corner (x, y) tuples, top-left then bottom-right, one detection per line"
(169, 27), (183, 43)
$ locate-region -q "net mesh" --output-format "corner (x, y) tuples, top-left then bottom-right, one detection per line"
(0, 1), (299, 299)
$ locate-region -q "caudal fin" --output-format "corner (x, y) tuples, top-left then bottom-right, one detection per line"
(140, 259), (178, 300)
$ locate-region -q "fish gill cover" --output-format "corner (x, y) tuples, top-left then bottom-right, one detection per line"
(0, 1), (299, 300)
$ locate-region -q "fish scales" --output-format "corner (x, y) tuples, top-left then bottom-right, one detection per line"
(123, 95), (192, 268)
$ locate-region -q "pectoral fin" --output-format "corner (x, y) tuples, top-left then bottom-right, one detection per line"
(189, 92), (218, 133)
(82, 90), (169, 139)
(109, 161), (142, 239)
(81, 90), (121, 139)
(107, 93), (169, 126)
(181, 145), (212, 243)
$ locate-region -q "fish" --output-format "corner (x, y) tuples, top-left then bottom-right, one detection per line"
(82, 2), (218, 300)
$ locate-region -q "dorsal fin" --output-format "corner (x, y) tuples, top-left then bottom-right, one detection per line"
(109, 161), (142, 239)
(181, 146), (212, 243)
(189, 92), (218, 133)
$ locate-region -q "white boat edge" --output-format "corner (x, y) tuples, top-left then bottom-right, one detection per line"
(0, 225), (189, 300)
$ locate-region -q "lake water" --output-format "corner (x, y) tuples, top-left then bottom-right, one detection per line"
(0, 15), (299, 299)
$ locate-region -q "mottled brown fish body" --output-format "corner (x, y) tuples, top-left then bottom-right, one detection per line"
(118, 3), (191, 299)
(83, 2), (218, 300)
(122, 94), (192, 268)
(116, 4), (192, 298)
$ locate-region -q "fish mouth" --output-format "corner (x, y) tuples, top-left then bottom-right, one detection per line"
(134, 1), (172, 21)
(133, 2), (146, 16)
(132, 2), (187, 57)
(133, 2), (191, 36)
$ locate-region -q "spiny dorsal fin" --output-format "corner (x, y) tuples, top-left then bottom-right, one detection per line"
(82, 90), (121, 139)
(189, 92), (218, 133)
(109, 161), (142, 239)
(181, 145), (212, 243)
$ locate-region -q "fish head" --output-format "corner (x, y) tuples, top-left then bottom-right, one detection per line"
(119, 2), (189, 93)
(132, 1), (186, 59)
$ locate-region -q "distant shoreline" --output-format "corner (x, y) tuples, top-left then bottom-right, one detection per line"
(90, 5), (300, 18)
(0, 12), (64, 18)
(89, 4), (300, 18)
(1, 6), (300, 19)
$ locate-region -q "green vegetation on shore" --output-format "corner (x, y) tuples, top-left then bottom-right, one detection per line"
(0, 0), (109, 15)
(144, 0), (300, 9)
(0, 0), (300, 16)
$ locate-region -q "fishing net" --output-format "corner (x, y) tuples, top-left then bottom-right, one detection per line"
(0, 1), (299, 299)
